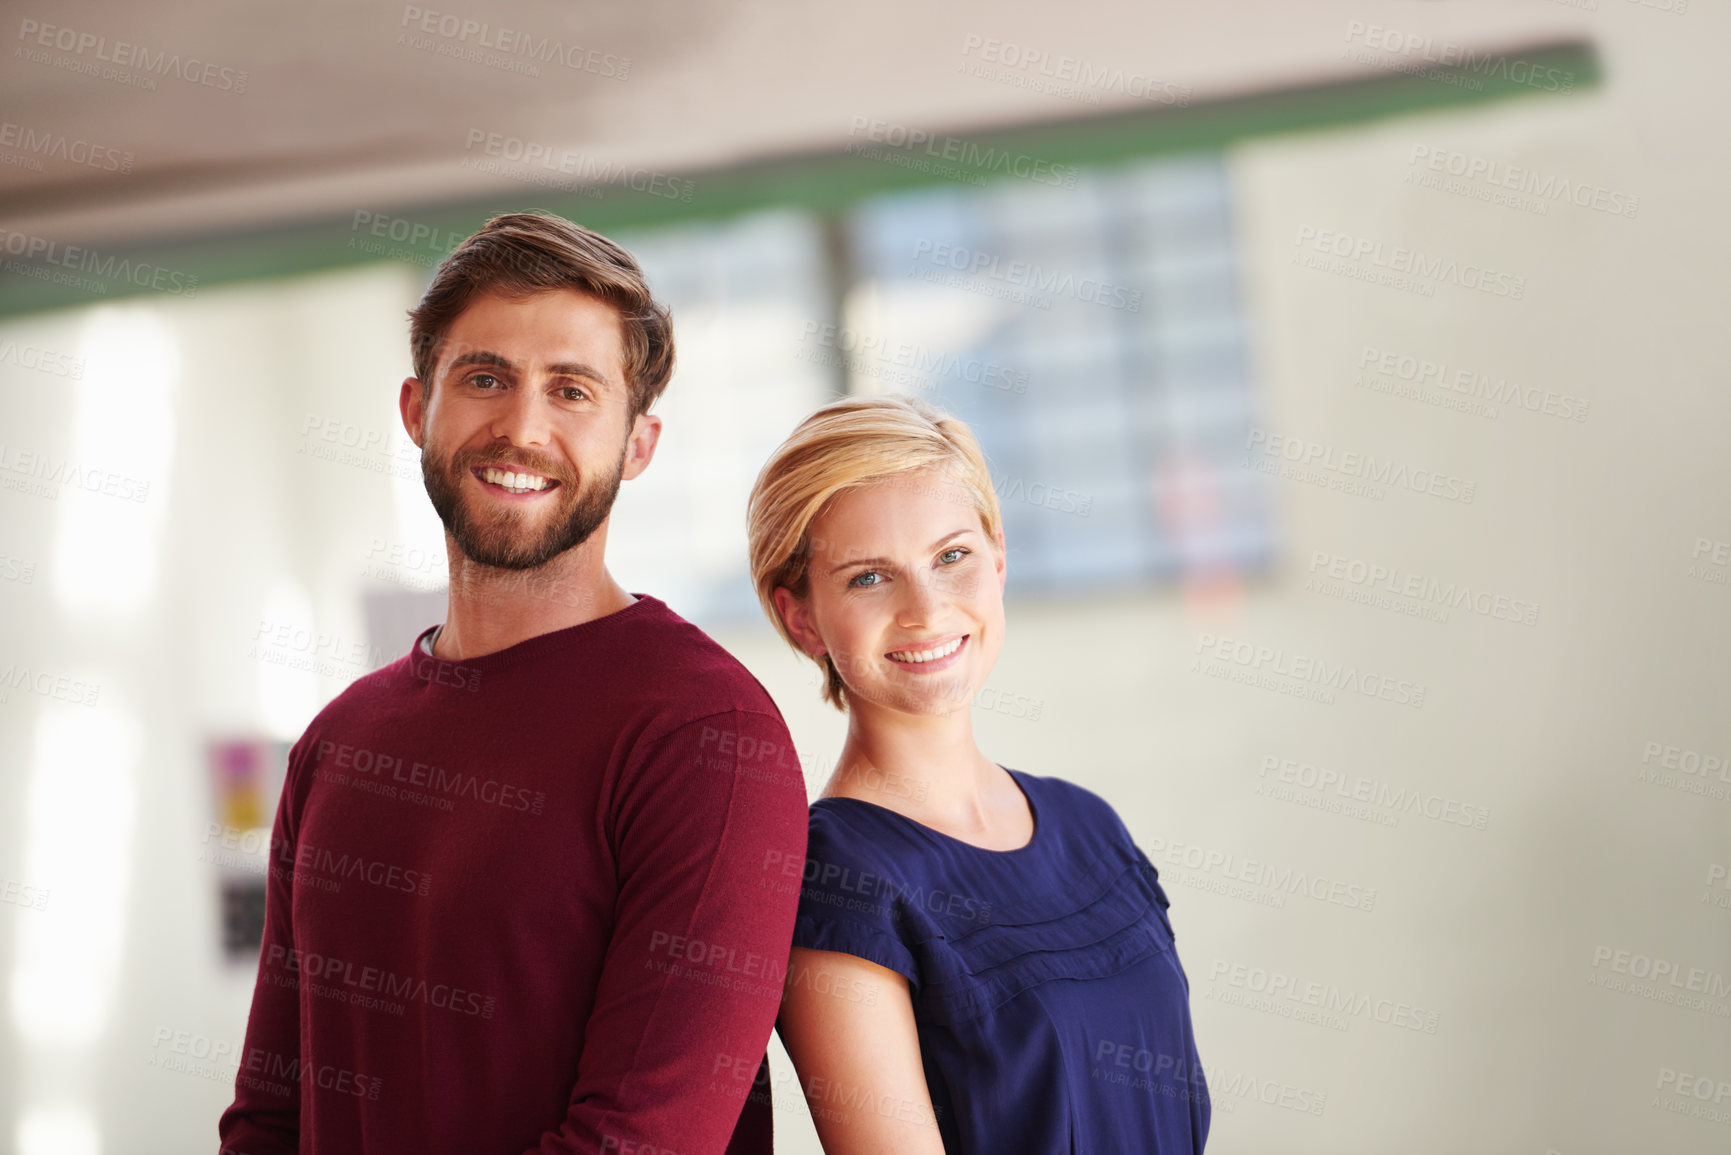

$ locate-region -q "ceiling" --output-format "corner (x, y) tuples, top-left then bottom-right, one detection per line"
(1, 0), (1592, 250)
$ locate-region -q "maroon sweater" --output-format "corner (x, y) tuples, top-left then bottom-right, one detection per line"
(218, 595), (808, 1155)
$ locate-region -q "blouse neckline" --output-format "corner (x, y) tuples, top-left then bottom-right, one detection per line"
(814, 765), (1043, 857)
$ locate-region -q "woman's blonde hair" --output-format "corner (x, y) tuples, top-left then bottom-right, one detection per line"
(747, 394), (1003, 710)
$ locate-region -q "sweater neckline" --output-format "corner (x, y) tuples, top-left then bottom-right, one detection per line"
(411, 592), (663, 670)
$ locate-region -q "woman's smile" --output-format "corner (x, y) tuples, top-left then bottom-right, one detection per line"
(884, 632), (970, 672)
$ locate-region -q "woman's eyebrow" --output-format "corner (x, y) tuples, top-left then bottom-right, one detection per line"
(823, 529), (974, 577)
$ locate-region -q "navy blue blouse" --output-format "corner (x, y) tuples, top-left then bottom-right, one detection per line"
(790, 768), (1209, 1154)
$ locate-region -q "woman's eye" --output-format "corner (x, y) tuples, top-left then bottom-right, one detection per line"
(847, 571), (882, 588)
(938, 547), (968, 564)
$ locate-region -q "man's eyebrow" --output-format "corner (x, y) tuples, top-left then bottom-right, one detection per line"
(546, 361), (620, 393)
(446, 349), (515, 374)
(822, 529), (974, 577)
(444, 350), (620, 394)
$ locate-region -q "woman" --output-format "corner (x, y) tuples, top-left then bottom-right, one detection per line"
(747, 394), (1209, 1153)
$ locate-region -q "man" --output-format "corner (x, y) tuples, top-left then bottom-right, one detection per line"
(219, 211), (807, 1154)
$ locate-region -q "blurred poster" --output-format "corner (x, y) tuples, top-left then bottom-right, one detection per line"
(202, 736), (291, 963)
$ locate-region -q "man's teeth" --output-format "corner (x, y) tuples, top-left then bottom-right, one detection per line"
(480, 467), (552, 493)
(887, 637), (964, 663)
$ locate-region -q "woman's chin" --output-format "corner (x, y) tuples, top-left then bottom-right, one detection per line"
(853, 676), (978, 718)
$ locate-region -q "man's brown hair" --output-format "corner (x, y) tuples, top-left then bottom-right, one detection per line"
(407, 210), (675, 418)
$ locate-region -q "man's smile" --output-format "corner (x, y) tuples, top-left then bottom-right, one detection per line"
(472, 464), (562, 497)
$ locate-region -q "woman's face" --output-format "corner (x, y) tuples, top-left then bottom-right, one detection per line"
(778, 468), (1006, 717)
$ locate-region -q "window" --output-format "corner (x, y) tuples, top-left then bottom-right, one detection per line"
(841, 151), (1274, 594)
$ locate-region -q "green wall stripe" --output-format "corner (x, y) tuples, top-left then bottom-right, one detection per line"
(0, 40), (1598, 321)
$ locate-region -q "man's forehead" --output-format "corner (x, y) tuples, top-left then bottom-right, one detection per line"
(447, 289), (622, 342)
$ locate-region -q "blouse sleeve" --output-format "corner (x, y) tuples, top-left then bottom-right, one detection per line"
(1132, 842), (1178, 940)
(790, 808), (921, 989)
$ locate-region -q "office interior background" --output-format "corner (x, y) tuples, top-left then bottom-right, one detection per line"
(1, 1), (1727, 1151)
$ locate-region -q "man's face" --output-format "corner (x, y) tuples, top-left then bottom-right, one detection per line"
(401, 288), (660, 571)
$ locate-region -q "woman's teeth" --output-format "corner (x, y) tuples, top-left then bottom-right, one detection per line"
(887, 636), (964, 663)
(480, 467), (552, 493)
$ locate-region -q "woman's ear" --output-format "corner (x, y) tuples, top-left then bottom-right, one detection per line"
(772, 586), (826, 657)
(993, 526), (1007, 592)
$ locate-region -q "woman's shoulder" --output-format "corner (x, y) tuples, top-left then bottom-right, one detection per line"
(805, 793), (937, 876)
(1010, 769), (1149, 871)
(1015, 768), (1131, 828)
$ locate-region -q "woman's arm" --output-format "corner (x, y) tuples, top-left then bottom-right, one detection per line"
(777, 946), (947, 1155)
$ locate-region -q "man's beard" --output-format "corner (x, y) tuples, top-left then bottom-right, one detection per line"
(421, 438), (627, 571)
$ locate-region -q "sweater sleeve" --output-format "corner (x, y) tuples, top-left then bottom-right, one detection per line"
(217, 734), (309, 1154)
(527, 708), (809, 1155)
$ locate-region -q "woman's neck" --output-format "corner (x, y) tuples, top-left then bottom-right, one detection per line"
(826, 703), (1027, 847)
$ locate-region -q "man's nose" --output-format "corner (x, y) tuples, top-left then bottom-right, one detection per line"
(489, 384), (551, 447)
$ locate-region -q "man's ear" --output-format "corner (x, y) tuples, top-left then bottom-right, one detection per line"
(772, 586), (825, 657)
(621, 411), (662, 481)
(399, 376), (427, 449)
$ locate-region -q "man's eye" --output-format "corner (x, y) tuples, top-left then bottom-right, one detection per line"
(471, 374), (501, 389)
(847, 571), (883, 588)
(558, 386), (588, 402)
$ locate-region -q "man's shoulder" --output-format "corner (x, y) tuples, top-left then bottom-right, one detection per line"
(624, 595), (781, 720)
(282, 656), (411, 758)
(615, 601), (805, 807)
(300, 652), (409, 721)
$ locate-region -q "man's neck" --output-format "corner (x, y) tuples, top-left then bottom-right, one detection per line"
(431, 537), (637, 661)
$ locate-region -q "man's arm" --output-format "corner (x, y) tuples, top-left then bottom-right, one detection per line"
(528, 708), (808, 1155)
(217, 736), (309, 1154)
